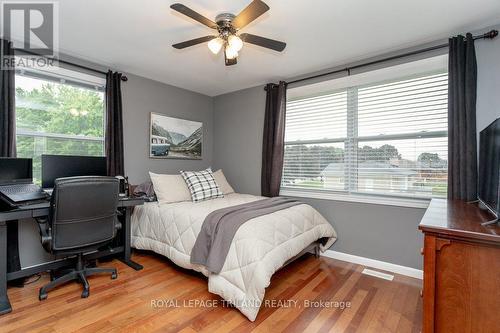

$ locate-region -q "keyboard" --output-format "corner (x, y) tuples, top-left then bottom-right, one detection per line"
(0, 183), (41, 195)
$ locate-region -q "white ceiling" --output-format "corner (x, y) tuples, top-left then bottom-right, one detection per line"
(51, 1), (500, 96)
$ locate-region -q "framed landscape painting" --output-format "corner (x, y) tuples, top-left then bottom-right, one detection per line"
(149, 113), (202, 159)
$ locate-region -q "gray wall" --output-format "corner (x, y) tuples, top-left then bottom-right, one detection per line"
(19, 72), (214, 268)
(213, 87), (266, 195)
(476, 24), (500, 134)
(122, 73), (213, 184)
(213, 29), (500, 269)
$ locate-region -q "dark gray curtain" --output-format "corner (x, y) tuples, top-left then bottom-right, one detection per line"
(261, 81), (287, 197)
(105, 71), (124, 177)
(1, 39), (16, 157)
(0, 39), (21, 280)
(447, 33), (478, 201)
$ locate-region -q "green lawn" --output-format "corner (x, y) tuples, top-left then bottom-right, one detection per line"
(295, 180), (324, 188)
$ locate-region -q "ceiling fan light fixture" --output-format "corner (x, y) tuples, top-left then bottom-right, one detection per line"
(208, 37), (224, 54)
(171, 1), (286, 66)
(228, 35), (243, 52)
(225, 45), (238, 60)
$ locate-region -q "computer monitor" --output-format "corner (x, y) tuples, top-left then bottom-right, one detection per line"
(41, 155), (107, 189)
(0, 157), (33, 185)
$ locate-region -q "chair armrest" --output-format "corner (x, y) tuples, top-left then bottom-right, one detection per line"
(35, 217), (52, 249)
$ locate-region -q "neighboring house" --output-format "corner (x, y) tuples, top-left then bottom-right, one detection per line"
(320, 161), (418, 193)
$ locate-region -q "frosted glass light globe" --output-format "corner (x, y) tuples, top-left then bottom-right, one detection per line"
(228, 35), (243, 52)
(208, 38), (223, 54)
(225, 45), (238, 60)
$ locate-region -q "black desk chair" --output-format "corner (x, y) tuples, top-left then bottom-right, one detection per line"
(36, 176), (121, 300)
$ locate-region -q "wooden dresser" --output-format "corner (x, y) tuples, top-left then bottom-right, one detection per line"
(419, 199), (500, 333)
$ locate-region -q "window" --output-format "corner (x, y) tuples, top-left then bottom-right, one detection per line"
(15, 66), (106, 183)
(281, 57), (448, 203)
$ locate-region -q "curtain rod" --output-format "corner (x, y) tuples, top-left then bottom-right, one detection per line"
(282, 29), (498, 87)
(14, 49), (128, 81)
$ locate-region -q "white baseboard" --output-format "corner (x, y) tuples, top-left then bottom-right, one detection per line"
(321, 249), (423, 280)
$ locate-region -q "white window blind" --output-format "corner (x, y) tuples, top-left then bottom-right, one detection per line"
(282, 71), (448, 200)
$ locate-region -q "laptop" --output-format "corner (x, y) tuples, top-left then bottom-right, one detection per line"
(0, 157), (49, 207)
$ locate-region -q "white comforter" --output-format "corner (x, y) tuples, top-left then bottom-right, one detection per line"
(131, 193), (337, 321)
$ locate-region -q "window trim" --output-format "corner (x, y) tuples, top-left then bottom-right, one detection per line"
(15, 56), (106, 92)
(16, 129), (104, 143)
(280, 188), (431, 209)
(281, 69), (448, 207)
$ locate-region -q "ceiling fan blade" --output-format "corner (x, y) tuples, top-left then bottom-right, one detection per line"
(240, 33), (286, 52)
(224, 53), (238, 66)
(232, 0), (270, 30)
(172, 36), (216, 49)
(170, 3), (217, 29)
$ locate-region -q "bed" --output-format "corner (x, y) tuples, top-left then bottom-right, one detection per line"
(131, 192), (337, 321)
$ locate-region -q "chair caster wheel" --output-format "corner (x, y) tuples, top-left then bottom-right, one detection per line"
(39, 293), (48, 301)
(111, 272), (117, 280)
(81, 290), (89, 298)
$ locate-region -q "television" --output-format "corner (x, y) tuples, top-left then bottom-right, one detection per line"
(478, 118), (500, 218)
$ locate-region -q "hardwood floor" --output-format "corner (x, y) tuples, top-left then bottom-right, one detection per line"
(0, 252), (422, 333)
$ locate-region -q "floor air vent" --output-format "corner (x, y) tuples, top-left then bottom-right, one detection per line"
(361, 268), (394, 281)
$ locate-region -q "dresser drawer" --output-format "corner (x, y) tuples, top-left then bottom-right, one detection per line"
(422, 234), (500, 333)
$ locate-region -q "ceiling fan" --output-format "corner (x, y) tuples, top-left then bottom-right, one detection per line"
(170, 0), (286, 66)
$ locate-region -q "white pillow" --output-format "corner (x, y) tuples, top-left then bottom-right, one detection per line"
(213, 169), (235, 194)
(149, 172), (191, 203)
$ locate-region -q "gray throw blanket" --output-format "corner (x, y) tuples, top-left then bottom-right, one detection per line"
(190, 197), (303, 274)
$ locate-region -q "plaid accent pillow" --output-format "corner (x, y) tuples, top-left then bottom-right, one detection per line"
(180, 168), (224, 202)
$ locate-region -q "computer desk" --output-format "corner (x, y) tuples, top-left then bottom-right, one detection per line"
(0, 196), (144, 315)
